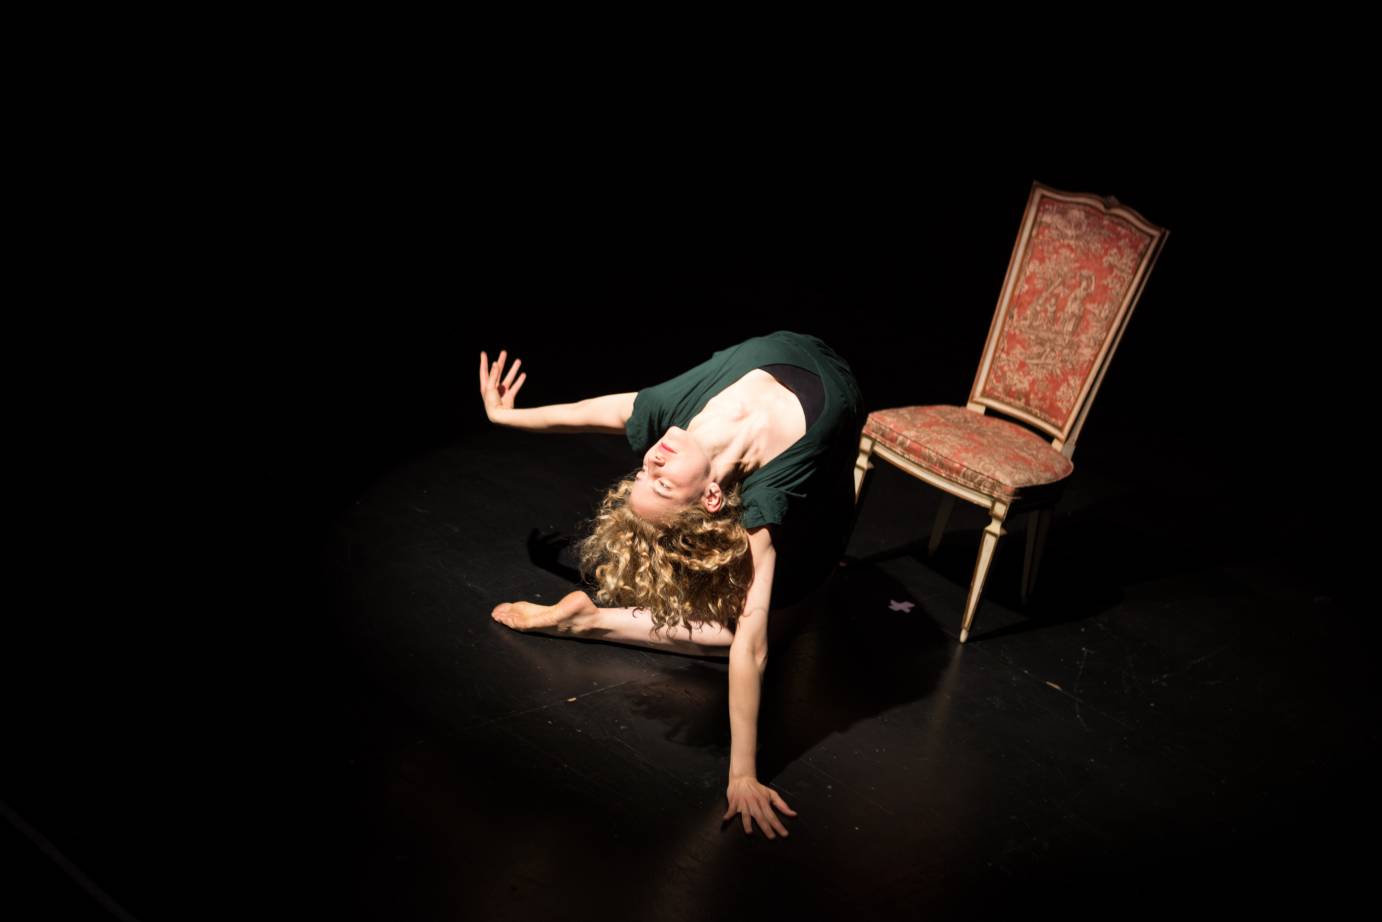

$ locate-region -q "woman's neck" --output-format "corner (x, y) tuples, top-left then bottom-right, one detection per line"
(686, 387), (783, 483)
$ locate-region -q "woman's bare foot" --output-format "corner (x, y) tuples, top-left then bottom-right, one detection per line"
(492, 590), (595, 633)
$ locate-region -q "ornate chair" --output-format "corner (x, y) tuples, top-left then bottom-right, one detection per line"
(851, 181), (1169, 643)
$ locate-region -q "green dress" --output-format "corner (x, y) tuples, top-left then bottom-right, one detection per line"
(625, 329), (866, 608)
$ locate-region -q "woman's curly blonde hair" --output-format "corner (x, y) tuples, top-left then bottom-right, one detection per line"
(573, 466), (754, 642)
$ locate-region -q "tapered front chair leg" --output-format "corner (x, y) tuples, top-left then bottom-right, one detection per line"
(960, 499), (1010, 643)
(853, 434), (876, 503)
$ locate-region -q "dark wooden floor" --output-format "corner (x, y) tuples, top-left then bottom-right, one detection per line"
(304, 428), (1367, 920)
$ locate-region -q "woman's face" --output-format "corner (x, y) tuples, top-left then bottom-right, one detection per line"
(629, 426), (708, 522)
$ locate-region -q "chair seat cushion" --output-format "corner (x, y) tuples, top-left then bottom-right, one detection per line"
(862, 405), (1074, 499)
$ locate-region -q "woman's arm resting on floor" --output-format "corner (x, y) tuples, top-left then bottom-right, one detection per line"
(724, 526), (796, 837)
(728, 525), (777, 779)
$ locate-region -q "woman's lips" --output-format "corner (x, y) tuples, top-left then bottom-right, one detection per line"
(660, 441), (675, 454)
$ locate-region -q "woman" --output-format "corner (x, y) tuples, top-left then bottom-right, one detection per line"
(479, 330), (866, 839)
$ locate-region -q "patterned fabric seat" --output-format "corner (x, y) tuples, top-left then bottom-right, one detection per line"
(862, 405), (1074, 500)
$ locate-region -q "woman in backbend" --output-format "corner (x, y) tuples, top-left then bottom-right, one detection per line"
(480, 330), (866, 840)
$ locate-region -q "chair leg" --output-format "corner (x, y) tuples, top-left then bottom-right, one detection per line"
(928, 493), (956, 557)
(1020, 506), (1055, 606)
(853, 434), (876, 503)
(959, 499), (1010, 643)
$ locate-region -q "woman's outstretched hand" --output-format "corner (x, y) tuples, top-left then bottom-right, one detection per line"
(480, 349), (527, 422)
(724, 775), (796, 839)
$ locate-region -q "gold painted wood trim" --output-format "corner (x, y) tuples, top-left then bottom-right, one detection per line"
(869, 440), (1004, 511)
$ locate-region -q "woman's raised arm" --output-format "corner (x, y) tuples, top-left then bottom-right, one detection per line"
(481, 349), (635, 434)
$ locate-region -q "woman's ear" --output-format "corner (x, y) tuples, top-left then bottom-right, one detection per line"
(702, 481), (724, 514)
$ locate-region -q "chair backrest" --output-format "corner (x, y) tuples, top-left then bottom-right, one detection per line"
(967, 180), (1168, 458)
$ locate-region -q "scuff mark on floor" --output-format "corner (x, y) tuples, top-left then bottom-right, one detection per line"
(459, 679), (643, 732)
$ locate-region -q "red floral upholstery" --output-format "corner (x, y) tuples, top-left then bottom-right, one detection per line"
(978, 196), (1159, 431)
(862, 405), (1074, 500)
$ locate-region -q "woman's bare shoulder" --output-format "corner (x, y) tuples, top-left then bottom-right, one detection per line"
(610, 392), (638, 427)
(747, 523), (778, 555)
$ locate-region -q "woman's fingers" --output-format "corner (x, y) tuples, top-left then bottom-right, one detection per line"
(480, 351), (500, 398)
(757, 810), (784, 838)
(479, 350), (526, 407)
(491, 350), (505, 388)
(508, 373), (525, 402)
(724, 802), (787, 838)
(752, 801), (787, 838)
(724, 785), (793, 838)
(483, 349), (505, 390)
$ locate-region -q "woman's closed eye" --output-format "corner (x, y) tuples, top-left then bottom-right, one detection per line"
(640, 467), (672, 493)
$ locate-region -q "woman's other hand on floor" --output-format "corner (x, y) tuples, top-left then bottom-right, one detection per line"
(724, 775), (796, 839)
(480, 349), (527, 422)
